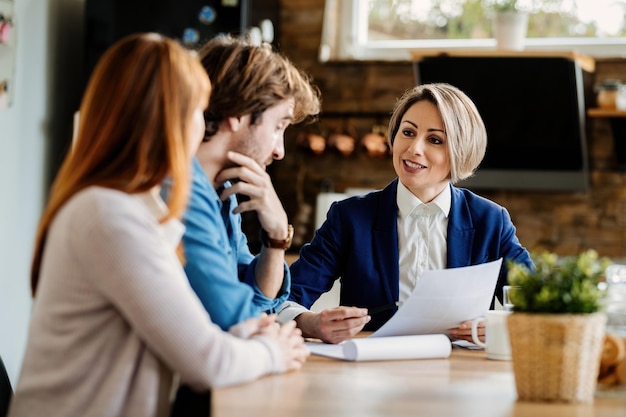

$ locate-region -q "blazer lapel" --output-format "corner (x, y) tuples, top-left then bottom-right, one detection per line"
(447, 185), (475, 268)
(372, 179), (400, 302)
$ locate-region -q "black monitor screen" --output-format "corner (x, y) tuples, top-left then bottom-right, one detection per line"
(414, 55), (590, 191)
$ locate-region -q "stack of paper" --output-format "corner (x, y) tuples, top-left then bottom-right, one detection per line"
(306, 334), (451, 361)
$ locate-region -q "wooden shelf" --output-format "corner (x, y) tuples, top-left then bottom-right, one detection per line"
(588, 108), (626, 118)
(410, 49), (595, 73)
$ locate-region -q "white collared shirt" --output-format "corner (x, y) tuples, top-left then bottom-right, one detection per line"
(396, 181), (450, 303)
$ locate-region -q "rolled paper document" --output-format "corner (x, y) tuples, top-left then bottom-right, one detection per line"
(306, 334), (452, 362)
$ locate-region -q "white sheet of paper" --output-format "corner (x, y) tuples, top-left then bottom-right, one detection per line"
(305, 334), (451, 361)
(371, 258), (503, 338)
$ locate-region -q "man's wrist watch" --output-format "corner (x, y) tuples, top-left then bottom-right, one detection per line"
(260, 224), (294, 250)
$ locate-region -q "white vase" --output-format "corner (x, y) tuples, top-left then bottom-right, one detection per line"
(494, 11), (528, 51)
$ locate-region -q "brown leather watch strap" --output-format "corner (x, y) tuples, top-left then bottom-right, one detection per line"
(259, 224), (294, 250)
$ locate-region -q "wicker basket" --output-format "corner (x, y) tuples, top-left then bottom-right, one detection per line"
(507, 312), (607, 403)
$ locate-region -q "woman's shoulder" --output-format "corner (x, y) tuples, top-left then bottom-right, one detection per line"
(335, 180), (397, 208)
(451, 185), (508, 214)
(449, 188), (512, 232)
(329, 190), (385, 221)
(59, 187), (154, 231)
(69, 186), (143, 212)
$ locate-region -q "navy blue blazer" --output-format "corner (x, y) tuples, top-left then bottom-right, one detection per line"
(289, 179), (533, 330)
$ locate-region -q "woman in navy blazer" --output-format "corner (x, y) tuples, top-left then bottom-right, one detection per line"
(279, 83), (533, 344)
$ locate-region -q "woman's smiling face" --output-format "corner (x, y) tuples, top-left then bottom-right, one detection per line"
(392, 99), (451, 203)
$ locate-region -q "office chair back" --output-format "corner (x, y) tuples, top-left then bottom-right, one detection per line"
(0, 355), (12, 417)
(170, 384), (211, 417)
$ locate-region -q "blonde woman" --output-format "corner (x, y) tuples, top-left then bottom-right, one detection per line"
(280, 83), (533, 344)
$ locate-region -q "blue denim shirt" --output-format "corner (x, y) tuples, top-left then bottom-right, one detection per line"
(172, 157), (290, 331)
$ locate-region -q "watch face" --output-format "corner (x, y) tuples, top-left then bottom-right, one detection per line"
(285, 224), (294, 247)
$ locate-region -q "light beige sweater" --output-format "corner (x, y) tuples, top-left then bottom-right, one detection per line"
(9, 187), (283, 417)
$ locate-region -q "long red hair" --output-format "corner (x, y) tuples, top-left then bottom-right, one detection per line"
(30, 33), (211, 295)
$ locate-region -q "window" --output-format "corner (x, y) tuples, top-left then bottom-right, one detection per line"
(319, 0), (626, 61)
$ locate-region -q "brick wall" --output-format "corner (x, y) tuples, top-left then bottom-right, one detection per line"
(262, 0), (626, 258)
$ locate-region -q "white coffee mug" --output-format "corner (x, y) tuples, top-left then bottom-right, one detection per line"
(471, 310), (512, 360)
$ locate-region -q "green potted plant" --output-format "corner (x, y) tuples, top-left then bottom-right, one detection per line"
(490, 0), (528, 50)
(492, 0), (519, 12)
(506, 250), (612, 403)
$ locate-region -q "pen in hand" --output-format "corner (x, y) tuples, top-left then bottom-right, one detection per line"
(368, 301), (402, 315)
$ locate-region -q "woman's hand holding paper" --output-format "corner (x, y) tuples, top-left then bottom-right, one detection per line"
(449, 320), (485, 343)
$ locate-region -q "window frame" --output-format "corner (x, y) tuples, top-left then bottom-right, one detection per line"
(319, 0), (626, 61)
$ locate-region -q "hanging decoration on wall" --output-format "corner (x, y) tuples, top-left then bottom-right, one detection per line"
(198, 6), (216, 25)
(297, 130), (327, 156)
(247, 26), (262, 46)
(182, 28), (200, 46)
(0, 79), (8, 110)
(260, 19), (274, 43)
(0, 0), (15, 110)
(0, 14), (12, 44)
(327, 126), (358, 157)
(360, 124), (389, 158)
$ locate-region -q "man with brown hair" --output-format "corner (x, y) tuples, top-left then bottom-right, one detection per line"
(180, 35), (321, 330)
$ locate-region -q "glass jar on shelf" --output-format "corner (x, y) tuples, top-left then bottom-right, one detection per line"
(595, 79), (624, 110)
(617, 85), (626, 111)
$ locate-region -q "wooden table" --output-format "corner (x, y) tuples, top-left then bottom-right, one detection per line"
(213, 347), (626, 417)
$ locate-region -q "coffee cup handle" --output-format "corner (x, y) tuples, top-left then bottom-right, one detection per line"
(471, 317), (487, 348)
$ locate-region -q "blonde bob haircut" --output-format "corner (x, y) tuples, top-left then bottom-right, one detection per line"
(30, 33), (211, 295)
(388, 83), (487, 183)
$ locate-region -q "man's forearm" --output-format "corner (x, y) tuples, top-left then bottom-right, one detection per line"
(294, 311), (320, 339)
(254, 248), (286, 297)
